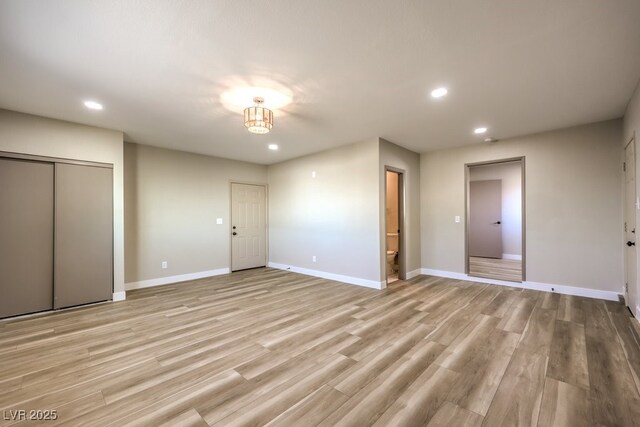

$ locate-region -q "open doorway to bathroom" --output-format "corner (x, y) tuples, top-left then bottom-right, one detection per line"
(385, 168), (405, 284)
(465, 157), (525, 282)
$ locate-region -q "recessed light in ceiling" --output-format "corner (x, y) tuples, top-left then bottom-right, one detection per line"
(431, 87), (448, 98)
(484, 137), (498, 143)
(84, 100), (103, 110)
(268, 144), (279, 150)
(474, 127), (488, 134)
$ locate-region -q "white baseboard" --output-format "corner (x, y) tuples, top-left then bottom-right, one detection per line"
(420, 268), (620, 302)
(268, 262), (385, 290)
(125, 268), (230, 291)
(502, 253), (523, 261)
(112, 291), (126, 301)
(405, 269), (421, 280)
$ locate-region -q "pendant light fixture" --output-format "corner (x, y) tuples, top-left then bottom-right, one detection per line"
(244, 97), (273, 134)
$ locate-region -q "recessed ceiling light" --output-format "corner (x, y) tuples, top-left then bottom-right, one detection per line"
(431, 87), (448, 98)
(268, 144), (278, 150)
(474, 127), (488, 134)
(84, 101), (103, 110)
(484, 137), (498, 143)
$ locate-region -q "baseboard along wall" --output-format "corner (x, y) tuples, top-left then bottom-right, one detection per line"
(268, 262), (386, 290)
(420, 268), (620, 302)
(125, 268), (230, 291)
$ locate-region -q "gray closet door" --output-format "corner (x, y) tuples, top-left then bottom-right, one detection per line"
(54, 163), (113, 309)
(0, 158), (54, 318)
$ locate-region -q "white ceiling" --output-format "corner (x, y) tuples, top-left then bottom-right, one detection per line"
(1, 1), (640, 164)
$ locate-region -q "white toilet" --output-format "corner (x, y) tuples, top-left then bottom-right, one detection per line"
(386, 233), (399, 275)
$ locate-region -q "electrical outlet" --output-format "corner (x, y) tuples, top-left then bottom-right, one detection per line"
(312, 256), (316, 262)
(162, 261), (168, 269)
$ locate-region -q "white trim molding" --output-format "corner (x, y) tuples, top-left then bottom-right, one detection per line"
(405, 269), (422, 280)
(125, 268), (230, 291)
(112, 291), (126, 301)
(420, 268), (620, 302)
(268, 262), (385, 290)
(502, 253), (523, 261)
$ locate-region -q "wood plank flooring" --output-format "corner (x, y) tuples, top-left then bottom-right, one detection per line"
(469, 256), (523, 282)
(1, 268), (639, 426)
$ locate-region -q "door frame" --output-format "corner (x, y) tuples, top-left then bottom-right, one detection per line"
(229, 180), (269, 272)
(383, 166), (406, 284)
(624, 135), (637, 314)
(465, 157), (526, 281)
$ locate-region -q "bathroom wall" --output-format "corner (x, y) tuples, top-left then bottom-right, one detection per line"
(386, 171), (399, 234)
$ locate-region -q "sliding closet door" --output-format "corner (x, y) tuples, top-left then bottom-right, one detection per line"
(54, 163), (113, 309)
(0, 158), (54, 318)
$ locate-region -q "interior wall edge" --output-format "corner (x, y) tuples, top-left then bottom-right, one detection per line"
(405, 269), (422, 280)
(112, 291), (126, 301)
(420, 268), (620, 301)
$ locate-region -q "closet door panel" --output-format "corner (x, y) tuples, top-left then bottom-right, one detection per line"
(54, 164), (113, 309)
(0, 158), (54, 318)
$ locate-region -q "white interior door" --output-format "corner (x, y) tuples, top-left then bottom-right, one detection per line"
(625, 139), (637, 316)
(231, 183), (266, 271)
(469, 179), (503, 258)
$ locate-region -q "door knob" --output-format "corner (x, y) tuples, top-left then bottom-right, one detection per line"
(232, 232), (237, 236)
(492, 221), (501, 225)
(627, 241), (635, 246)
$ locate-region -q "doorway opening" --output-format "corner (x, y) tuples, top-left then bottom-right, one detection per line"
(624, 136), (637, 317)
(230, 182), (267, 272)
(385, 168), (405, 284)
(465, 158), (525, 282)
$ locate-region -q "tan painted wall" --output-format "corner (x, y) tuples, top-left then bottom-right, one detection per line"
(0, 109), (125, 294)
(421, 119), (623, 292)
(268, 138), (382, 283)
(124, 143), (267, 284)
(379, 139), (421, 279)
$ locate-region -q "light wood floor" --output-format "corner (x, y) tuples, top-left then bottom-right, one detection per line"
(1, 268), (640, 426)
(469, 256), (523, 282)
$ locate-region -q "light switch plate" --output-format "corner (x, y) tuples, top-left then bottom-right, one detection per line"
(216, 218), (223, 224)
(455, 215), (461, 223)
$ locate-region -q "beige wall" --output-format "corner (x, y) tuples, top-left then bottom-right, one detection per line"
(268, 138), (382, 284)
(469, 162), (522, 257)
(421, 119), (623, 292)
(624, 80), (640, 311)
(379, 139), (421, 279)
(0, 109), (125, 295)
(124, 143), (267, 284)
(386, 171), (399, 234)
